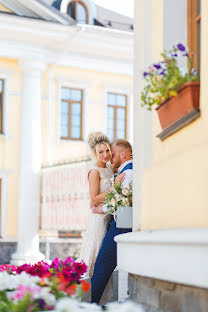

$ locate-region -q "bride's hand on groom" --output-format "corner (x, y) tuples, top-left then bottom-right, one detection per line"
(91, 203), (104, 214)
(115, 172), (126, 185)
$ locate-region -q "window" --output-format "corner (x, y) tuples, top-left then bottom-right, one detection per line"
(67, 0), (88, 24)
(60, 87), (83, 140)
(187, 0), (201, 75)
(0, 79), (4, 134)
(107, 93), (127, 142)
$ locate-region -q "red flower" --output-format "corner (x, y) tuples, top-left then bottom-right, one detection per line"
(81, 280), (91, 293)
(61, 268), (72, 282)
(65, 284), (77, 296)
(74, 262), (87, 276)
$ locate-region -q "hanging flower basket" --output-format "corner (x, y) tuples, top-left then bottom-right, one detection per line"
(156, 81), (200, 130)
(141, 44), (200, 138)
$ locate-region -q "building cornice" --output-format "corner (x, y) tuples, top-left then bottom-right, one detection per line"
(0, 13), (133, 75)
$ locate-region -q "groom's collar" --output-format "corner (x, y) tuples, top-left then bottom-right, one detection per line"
(118, 160), (133, 174)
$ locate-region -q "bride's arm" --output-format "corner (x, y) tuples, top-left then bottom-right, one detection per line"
(89, 170), (126, 207)
(88, 170), (107, 206)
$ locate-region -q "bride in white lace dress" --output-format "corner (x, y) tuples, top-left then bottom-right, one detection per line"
(79, 132), (124, 305)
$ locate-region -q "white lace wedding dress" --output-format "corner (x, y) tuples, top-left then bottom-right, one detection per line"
(79, 163), (114, 305)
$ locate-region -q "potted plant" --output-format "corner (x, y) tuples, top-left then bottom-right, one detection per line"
(105, 182), (132, 229)
(141, 43), (200, 131)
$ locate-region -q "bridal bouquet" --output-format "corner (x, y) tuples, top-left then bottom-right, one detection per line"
(105, 182), (132, 215)
(0, 257), (90, 312)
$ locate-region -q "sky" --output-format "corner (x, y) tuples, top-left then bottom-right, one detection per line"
(94, 0), (134, 18)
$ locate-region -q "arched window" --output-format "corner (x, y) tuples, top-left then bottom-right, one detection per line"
(67, 0), (88, 24)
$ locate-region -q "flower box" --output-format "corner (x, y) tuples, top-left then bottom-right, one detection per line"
(156, 81), (200, 130)
(116, 206), (132, 229)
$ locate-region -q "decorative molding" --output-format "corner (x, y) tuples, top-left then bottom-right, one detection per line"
(0, 237), (17, 242)
(157, 109), (201, 141)
(115, 228), (208, 289)
(0, 14), (133, 75)
(18, 59), (46, 72)
(55, 77), (91, 89)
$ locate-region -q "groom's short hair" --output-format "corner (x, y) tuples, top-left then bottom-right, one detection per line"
(111, 139), (132, 154)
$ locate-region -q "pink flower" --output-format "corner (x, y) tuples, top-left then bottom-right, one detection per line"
(12, 284), (41, 300)
(148, 66), (154, 72)
(0, 264), (16, 273)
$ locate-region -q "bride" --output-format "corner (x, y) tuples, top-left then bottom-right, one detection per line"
(79, 132), (125, 305)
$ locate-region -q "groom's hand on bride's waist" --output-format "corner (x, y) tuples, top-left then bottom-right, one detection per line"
(91, 203), (104, 214)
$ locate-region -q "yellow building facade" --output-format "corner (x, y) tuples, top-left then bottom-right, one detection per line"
(116, 0), (208, 311)
(0, 0), (133, 264)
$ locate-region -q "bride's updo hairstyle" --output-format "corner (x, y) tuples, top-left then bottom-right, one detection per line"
(88, 131), (111, 161)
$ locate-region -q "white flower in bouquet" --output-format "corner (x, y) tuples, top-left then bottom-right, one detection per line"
(115, 193), (121, 201)
(122, 197), (129, 206)
(122, 186), (130, 196)
(110, 198), (116, 207)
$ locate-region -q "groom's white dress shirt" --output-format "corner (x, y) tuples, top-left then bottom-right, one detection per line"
(102, 160), (133, 213)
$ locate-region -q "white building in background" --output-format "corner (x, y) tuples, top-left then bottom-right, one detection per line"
(0, 0), (133, 264)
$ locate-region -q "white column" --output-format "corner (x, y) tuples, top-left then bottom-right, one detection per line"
(11, 59), (46, 265)
(133, 0), (153, 231)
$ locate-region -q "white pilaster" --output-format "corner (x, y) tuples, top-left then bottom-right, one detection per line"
(11, 59), (46, 265)
(133, 0), (153, 231)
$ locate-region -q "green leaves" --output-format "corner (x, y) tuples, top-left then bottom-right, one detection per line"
(141, 45), (199, 110)
(0, 292), (31, 312)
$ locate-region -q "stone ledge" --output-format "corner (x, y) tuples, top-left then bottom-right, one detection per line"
(115, 228), (208, 289)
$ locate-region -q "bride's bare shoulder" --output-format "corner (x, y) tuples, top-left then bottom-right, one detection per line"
(88, 166), (100, 178)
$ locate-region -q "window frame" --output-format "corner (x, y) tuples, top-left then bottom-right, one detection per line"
(187, 0), (201, 75)
(60, 87), (83, 141)
(67, 0), (89, 24)
(0, 73), (10, 140)
(106, 92), (128, 141)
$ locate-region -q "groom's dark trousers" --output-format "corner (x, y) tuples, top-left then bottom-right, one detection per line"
(91, 219), (131, 303)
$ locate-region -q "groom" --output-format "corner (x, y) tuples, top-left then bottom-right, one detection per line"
(91, 139), (133, 303)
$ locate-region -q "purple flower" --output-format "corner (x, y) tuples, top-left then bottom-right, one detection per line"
(183, 53), (189, 57)
(177, 43), (186, 52)
(143, 72), (149, 78)
(38, 299), (45, 310)
(171, 53), (178, 57)
(160, 70), (166, 76)
(153, 63), (161, 70)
